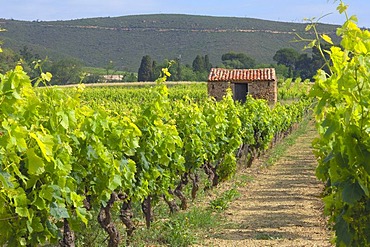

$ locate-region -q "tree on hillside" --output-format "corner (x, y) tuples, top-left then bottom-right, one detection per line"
(175, 56), (182, 81)
(295, 53), (314, 80)
(192, 55), (206, 73)
(180, 65), (198, 81)
(104, 60), (117, 76)
(221, 52), (255, 69)
(49, 58), (83, 85)
(151, 60), (159, 81)
(0, 48), (19, 73)
(164, 58), (182, 81)
(138, 55), (153, 82)
(19, 46), (43, 79)
(192, 54), (210, 81)
(19, 46), (40, 65)
(273, 48), (299, 77)
(311, 43), (332, 74)
(204, 54), (212, 71)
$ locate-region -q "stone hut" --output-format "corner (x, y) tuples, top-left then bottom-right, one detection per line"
(207, 68), (277, 104)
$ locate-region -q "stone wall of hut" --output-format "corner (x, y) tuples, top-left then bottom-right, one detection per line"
(208, 80), (277, 104)
(207, 81), (231, 101)
(246, 80), (277, 104)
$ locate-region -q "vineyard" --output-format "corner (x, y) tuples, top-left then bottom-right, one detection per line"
(0, 62), (311, 246)
(1, 3), (370, 247)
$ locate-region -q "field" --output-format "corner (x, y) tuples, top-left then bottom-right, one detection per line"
(0, 66), (315, 246)
(1, 62), (369, 246)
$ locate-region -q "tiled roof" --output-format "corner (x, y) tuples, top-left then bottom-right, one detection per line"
(208, 68), (276, 82)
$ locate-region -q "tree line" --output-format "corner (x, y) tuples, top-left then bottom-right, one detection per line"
(0, 45), (329, 85)
(0, 46), (84, 85)
(0, 46), (138, 85)
(272, 45), (331, 80)
(138, 46), (329, 82)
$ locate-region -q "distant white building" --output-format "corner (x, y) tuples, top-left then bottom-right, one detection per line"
(102, 75), (124, 81)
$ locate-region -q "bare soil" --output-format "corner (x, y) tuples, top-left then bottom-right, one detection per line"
(196, 123), (333, 246)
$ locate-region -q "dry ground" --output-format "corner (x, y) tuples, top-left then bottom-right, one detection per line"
(196, 123), (333, 247)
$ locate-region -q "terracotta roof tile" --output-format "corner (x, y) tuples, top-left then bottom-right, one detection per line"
(208, 68), (276, 82)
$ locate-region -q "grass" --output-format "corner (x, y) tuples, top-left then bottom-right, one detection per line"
(71, 200), (223, 247)
(264, 115), (312, 167)
(234, 174), (255, 187)
(210, 188), (240, 211)
(129, 206), (222, 246)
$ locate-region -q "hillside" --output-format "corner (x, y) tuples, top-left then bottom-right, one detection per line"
(0, 14), (339, 71)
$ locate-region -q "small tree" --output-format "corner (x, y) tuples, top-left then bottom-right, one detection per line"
(104, 60), (116, 76)
(221, 52), (255, 69)
(192, 55), (206, 73)
(49, 58), (83, 85)
(273, 48), (299, 77)
(138, 55), (153, 82)
(295, 53), (314, 80)
(150, 60), (158, 81)
(181, 65), (197, 81)
(0, 48), (19, 73)
(175, 57), (182, 81)
(204, 54), (212, 71)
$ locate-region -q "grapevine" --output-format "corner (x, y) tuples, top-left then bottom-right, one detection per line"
(0, 61), (311, 246)
(309, 2), (370, 245)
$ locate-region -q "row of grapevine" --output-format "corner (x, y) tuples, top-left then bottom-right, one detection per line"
(71, 82), (207, 111)
(0, 65), (311, 246)
(309, 5), (370, 246)
(278, 77), (312, 100)
(0, 66), (142, 246)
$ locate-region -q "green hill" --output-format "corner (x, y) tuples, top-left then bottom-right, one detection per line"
(0, 14), (339, 72)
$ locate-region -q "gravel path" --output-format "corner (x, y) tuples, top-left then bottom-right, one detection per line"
(198, 123), (333, 246)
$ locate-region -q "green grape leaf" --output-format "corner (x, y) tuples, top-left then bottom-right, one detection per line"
(337, 2), (348, 14)
(41, 72), (52, 82)
(31, 217), (44, 233)
(32, 196), (46, 210)
(57, 112), (69, 130)
(26, 148), (45, 176)
(70, 191), (83, 208)
(76, 207), (88, 225)
(0, 171), (13, 188)
(342, 180), (364, 205)
(363, 150), (370, 175)
(15, 207), (30, 219)
(29, 132), (54, 162)
(305, 24), (313, 31)
(334, 214), (352, 246)
(321, 34), (333, 45)
(14, 126), (28, 152)
(304, 39), (317, 49)
(39, 185), (54, 202)
(14, 188), (28, 207)
(19, 238), (27, 246)
(354, 41), (368, 54)
(108, 174), (122, 191)
(50, 202), (69, 219)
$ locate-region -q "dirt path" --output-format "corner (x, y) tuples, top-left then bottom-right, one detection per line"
(199, 123), (333, 246)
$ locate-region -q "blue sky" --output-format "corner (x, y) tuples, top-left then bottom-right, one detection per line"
(1, 1), (370, 27)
